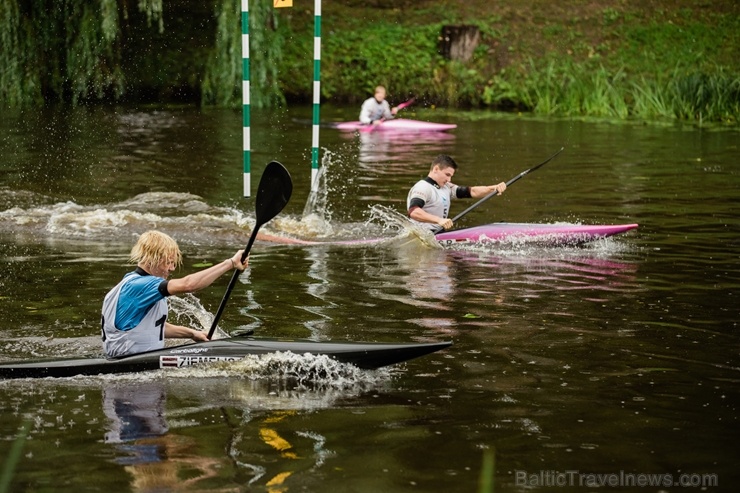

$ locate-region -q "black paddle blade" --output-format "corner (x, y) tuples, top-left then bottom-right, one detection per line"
(255, 161), (293, 227)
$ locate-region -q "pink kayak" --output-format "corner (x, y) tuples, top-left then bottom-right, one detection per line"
(435, 223), (639, 247)
(269, 223), (638, 248)
(333, 118), (457, 132)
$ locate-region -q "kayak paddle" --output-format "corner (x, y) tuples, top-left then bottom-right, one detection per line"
(396, 97), (415, 111)
(431, 147), (565, 234)
(207, 161), (293, 339)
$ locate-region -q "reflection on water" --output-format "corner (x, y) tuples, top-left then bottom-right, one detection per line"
(347, 129), (457, 168)
(1, 106), (738, 492)
(1, 355), (396, 491)
(102, 381), (334, 492)
(448, 241), (640, 294)
(104, 382), (171, 465)
(395, 244), (456, 302)
(299, 247), (334, 339)
(359, 238), (640, 343)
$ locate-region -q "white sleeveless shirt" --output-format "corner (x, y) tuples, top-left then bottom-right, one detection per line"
(407, 177), (461, 229)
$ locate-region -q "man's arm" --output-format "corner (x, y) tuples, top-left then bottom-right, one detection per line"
(383, 101), (397, 120)
(470, 182), (507, 198)
(409, 207), (453, 231)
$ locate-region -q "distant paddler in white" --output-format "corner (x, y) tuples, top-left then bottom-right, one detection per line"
(407, 154), (507, 231)
(101, 230), (248, 357)
(359, 85), (399, 125)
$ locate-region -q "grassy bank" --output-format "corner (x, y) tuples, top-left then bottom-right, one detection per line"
(1, 0), (738, 125)
(276, 0), (740, 124)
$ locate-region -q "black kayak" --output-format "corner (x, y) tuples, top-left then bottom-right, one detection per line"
(0, 336), (452, 379)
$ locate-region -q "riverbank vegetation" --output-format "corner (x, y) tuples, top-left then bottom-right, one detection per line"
(1, 0), (738, 125)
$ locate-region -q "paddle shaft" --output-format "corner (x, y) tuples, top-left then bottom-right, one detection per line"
(432, 147), (565, 233)
(206, 161), (293, 340)
(207, 230), (259, 339)
(369, 98), (415, 129)
(396, 97), (415, 111)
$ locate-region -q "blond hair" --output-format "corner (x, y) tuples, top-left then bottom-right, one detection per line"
(130, 230), (182, 269)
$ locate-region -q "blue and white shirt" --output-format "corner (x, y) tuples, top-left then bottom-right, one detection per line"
(102, 268), (169, 358)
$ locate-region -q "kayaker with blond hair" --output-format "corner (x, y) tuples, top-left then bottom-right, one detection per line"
(101, 230), (248, 358)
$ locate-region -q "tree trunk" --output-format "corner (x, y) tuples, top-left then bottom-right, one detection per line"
(438, 25), (480, 62)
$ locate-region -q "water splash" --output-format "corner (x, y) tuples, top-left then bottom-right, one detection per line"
(444, 231), (635, 258)
(0, 182), (636, 253)
(0, 346), (397, 395)
(302, 148), (339, 222)
(168, 293), (229, 339)
(0, 190), (255, 245)
(212, 351), (392, 390)
(101, 351), (395, 394)
(302, 162), (329, 221)
(365, 204), (441, 248)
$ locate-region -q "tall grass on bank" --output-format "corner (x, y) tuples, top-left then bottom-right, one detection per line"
(631, 76), (674, 120)
(671, 71), (740, 124)
(517, 61), (630, 119)
(508, 61), (739, 124)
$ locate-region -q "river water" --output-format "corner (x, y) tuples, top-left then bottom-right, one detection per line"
(0, 105), (737, 492)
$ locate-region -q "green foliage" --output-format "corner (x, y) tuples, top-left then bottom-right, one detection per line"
(319, 23), (440, 104)
(0, 0), (43, 105)
(508, 58), (739, 124)
(620, 16), (739, 75)
(481, 73), (524, 108)
(601, 7), (620, 26)
(671, 70), (740, 124)
(630, 76), (673, 120)
(201, 0), (241, 107)
(0, 0), (166, 105)
(65, 0), (124, 104)
(138, 0), (165, 32)
(202, 0), (286, 108)
(1, 0), (738, 126)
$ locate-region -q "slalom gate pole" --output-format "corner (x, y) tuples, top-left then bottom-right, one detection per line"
(241, 0), (251, 197)
(310, 0), (322, 192)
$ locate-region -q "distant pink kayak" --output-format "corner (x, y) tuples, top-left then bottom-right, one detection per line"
(435, 223), (639, 247)
(333, 118), (457, 132)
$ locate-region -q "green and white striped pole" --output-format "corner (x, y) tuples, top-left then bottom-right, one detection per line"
(310, 0), (322, 192)
(242, 0), (251, 197)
